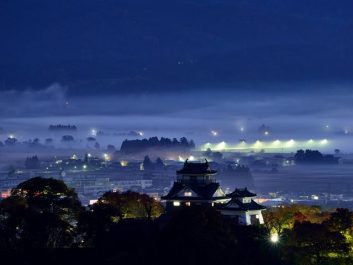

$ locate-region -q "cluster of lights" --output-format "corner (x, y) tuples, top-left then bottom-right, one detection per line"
(103, 153), (110, 161)
(211, 130), (218, 137)
(201, 139), (330, 151)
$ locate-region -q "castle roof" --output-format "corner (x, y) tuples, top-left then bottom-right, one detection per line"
(161, 182), (226, 200)
(220, 198), (266, 211)
(227, 188), (257, 198)
(176, 159), (217, 175)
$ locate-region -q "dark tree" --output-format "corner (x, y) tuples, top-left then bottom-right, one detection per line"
(11, 177), (82, 223)
(0, 177), (82, 248)
(94, 142), (100, 149)
(143, 155), (154, 170)
(45, 138), (54, 145)
(5, 137), (17, 146)
(25, 155), (40, 169)
(107, 144), (116, 152)
(61, 135), (74, 142)
(284, 221), (350, 264)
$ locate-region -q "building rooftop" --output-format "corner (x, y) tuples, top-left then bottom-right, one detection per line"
(161, 182), (226, 200)
(220, 198), (266, 211)
(227, 188), (257, 198)
(176, 159), (217, 175)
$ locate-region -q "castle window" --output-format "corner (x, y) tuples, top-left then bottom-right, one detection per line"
(173, 201), (180, 206)
(185, 202), (191, 206)
(184, 191), (192, 196)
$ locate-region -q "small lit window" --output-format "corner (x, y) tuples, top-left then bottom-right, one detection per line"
(211, 203), (214, 207)
(173, 201), (180, 206)
(184, 191), (192, 197)
(185, 202), (191, 206)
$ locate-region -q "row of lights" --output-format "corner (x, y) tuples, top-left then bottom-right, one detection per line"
(203, 139), (329, 151)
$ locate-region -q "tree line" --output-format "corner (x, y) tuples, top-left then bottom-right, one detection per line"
(120, 137), (195, 153)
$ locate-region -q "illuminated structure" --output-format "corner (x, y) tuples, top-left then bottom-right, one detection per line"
(219, 188), (265, 225)
(162, 160), (265, 225)
(162, 159), (228, 210)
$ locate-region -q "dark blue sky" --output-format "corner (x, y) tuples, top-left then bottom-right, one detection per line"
(2, 0), (353, 149)
(1, 0), (353, 95)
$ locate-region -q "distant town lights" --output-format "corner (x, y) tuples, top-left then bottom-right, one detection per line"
(120, 160), (128, 167)
(91, 129), (97, 136)
(103, 153), (110, 161)
(188, 155), (195, 161)
(211, 130), (218, 136)
(321, 139), (328, 145)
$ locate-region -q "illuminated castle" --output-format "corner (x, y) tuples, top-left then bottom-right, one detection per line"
(162, 159), (265, 225)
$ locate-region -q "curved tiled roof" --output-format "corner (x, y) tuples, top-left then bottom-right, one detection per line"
(227, 188), (257, 198)
(161, 182), (226, 200)
(220, 198), (266, 211)
(176, 159), (217, 175)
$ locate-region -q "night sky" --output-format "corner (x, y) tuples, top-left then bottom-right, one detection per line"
(1, 0), (353, 148)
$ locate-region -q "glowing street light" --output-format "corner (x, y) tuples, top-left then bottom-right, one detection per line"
(270, 233), (279, 243)
(321, 139), (328, 145)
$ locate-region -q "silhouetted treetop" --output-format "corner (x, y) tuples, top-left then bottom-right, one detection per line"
(120, 137), (195, 153)
(294, 149), (338, 164)
(49, 124), (77, 131)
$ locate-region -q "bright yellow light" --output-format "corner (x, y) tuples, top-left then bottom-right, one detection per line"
(321, 139), (328, 145)
(253, 140), (262, 148)
(204, 142), (212, 150)
(120, 160), (128, 167)
(188, 155), (195, 161)
(215, 141), (226, 150)
(173, 201), (180, 206)
(103, 153), (110, 161)
(273, 140), (280, 144)
(286, 139), (295, 147)
(270, 233), (279, 243)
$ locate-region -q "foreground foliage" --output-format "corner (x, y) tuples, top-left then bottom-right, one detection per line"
(0, 177), (353, 265)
